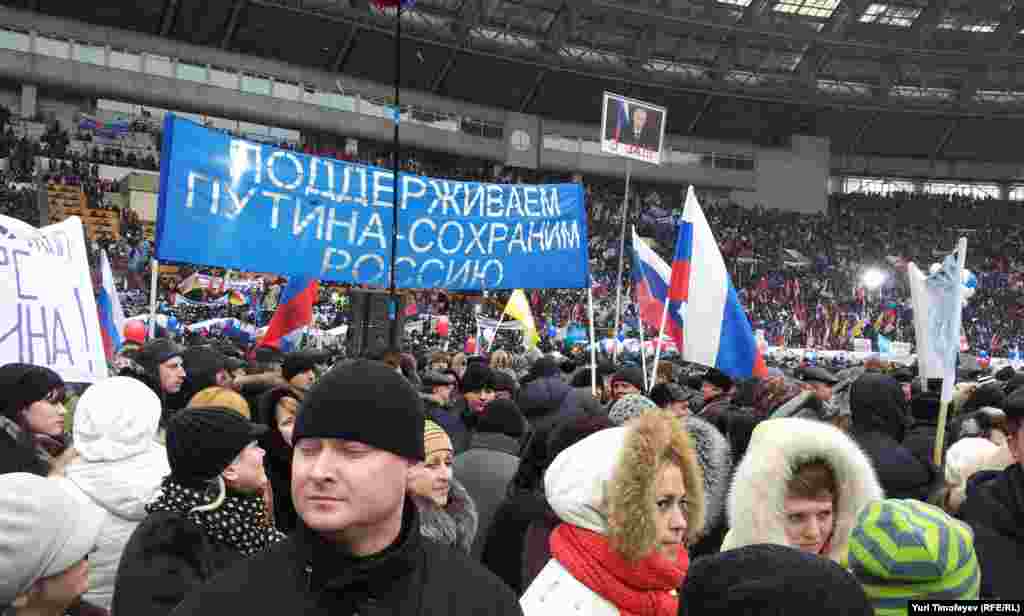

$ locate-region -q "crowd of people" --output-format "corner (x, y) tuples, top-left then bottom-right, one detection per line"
(2, 323), (1023, 615)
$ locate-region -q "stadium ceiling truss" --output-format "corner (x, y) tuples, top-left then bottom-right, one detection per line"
(11, 0), (1024, 158)
(241, 0), (1024, 116)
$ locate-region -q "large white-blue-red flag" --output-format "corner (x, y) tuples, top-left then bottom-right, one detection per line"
(259, 275), (319, 351)
(96, 249), (126, 360)
(667, 187), (767, 379)
(630, 228), (682, 345)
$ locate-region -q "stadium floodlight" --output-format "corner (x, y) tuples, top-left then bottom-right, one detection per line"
(861, 268), (886, 290)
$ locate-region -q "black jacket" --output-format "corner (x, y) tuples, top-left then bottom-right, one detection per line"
(957, 464), (1024, 599)
(168, 500), (522, 616)
(517, 376), (576, 438)
(0, 426), (48, 477)
(112, 511), (243, 616)
(902, 421), (940, 469)
(849, 374), (938, 501)
(256, 386), (299, 533)
(423, 396), (471, 454)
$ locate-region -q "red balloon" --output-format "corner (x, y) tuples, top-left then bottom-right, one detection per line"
(436, 316), (449, 337)
(124, 320), (147, 344)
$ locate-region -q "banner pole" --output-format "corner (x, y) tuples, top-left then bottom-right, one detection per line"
(612, 160), (633, 363)
(933, 237), (968, 468)
(650, 299), (670, 392)
(148, 258), (159, 339)
(637, 304), (648, 392)
(588, 284), (598, 398)
(387, 1), (403, 348)
(487, 308), (508, 353)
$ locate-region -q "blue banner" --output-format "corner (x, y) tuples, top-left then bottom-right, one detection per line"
(155, 115), (590, 290)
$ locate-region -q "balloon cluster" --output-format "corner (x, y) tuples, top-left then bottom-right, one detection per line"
(928, 263), (977, 305)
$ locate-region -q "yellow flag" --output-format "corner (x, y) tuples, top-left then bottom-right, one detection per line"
(504, 289), (540, 349)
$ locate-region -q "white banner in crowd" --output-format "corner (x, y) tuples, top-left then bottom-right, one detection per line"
(0, 216), (108, 382)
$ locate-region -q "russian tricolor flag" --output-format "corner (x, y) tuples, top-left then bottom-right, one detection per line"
(259, 275), (319, 351)
(668, 187), (767, 379)
(631, 228), (683, 347)
(96, 249), (125, 361)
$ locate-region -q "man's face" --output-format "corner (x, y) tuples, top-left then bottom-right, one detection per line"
(702, 382), (722, 401)
(612, 380), (640, 401)
(159, 357), (186, 394)
(292, 438), (409, 545)
(667, 400), (690, 419)
(290, 368), (317, 391)
(432, 384), (453, 404)
(632, 108), (648, 130)
(810, 382), (833, 402)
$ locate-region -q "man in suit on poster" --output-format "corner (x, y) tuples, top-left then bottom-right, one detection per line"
(622, 106), (662, 151)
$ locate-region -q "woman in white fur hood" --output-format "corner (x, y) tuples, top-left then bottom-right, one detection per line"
(63, 377), (170, 610)
(722, 417), (883, 563)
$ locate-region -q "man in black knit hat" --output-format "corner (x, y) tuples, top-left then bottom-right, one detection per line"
(170, 360), (522, 616)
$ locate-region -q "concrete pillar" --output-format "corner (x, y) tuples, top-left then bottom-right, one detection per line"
(999, 182), (1011, 201)
(20, 83), (37, 119)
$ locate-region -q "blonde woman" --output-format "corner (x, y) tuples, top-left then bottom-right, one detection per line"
(521, 411), (704, 616)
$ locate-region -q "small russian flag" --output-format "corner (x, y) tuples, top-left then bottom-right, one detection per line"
(259, 275), (319, 351)
(96, 249), (126, 361)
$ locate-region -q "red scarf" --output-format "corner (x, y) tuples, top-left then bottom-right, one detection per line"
(549, 523), (688, 616)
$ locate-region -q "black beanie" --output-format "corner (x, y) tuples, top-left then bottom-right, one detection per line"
(138, 338), (184, 373)
(294, 360), (425, 461)
(282, 351), (320, 382)
(477, 399), (527, 438)
(679, 544), (873, 616)
(0, 363), (64, 420)
(166, 407), (268, 488)
(461, 363), (494, 394)
(611, 366), (646, 391)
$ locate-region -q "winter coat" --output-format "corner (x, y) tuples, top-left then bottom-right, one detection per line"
(683, 416), (732, 555)
(64, 376), (171, 610)
(957, 464), (1024, 599)
(517, 376), (577, 438)
(0, 415), (48, 476)
(721, 417), (884, 563)
(167, 500), (522, 616)
(520, 412), (704, 615)
(481, 491), (550, 595)
(454, 432), (522, 559)
(112, 510), (244, 616)
(903, 420), (940, 469)
(255, 386), (299, 533)
(697, 394), (732, 425)
(849, 374), (938, 501)
(412, 477), (479, 555)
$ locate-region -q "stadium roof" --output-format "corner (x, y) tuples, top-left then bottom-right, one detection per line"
(8, 0), (1024, 161)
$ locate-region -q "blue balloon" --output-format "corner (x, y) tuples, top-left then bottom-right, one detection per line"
(167, 315), (179, 332)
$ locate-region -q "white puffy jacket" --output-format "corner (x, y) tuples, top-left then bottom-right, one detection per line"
(64, 377), (170, 610)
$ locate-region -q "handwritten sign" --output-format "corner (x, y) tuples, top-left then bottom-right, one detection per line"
(156, 115), (590, 290)
(0, 216), (108, 382)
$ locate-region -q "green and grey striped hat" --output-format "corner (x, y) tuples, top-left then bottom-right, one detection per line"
(844, 499), (980, 616)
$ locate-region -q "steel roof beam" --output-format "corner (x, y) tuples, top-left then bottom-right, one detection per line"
(330, 23), (360, 71)
(931, 117), (958, 159)
(991, 7), (1021, 53)
(430, 0), (493, 93)
(158, 0), (179, 37)
(221, 0), (248, 50)
(908, 0), (950, 46)
(519, 68), (546, 111)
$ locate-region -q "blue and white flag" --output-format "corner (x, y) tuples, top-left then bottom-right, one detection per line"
(908, 252), (964, 403)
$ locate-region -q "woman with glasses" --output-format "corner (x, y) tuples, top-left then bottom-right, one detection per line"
(520, 411), (704, 616)
(0, 363), (74, 477)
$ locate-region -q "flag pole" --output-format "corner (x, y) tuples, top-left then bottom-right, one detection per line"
(387, 0), (403, 348)
(933, 237), (968, 468)
(637, 306), (649, 392)
(650, 298), (670, 392)
(147, 258), (159, 339)
(487, 309), (508, 353)
(612, 161), (633, 363)
(587, 284), (598, 398)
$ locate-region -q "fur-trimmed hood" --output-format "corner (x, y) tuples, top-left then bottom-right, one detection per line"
(544, 411), (705, 560)
(411, 477), (478, 554)
(683, 415), (732, 537)
(723, 417), (884, 563)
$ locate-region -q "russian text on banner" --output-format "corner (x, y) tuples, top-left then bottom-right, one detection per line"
(155, 115), (590, 290)
(0, 215), (109, 382)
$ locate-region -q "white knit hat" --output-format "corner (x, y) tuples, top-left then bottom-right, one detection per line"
(73, 376), (163, 462)
(0, 473), (105, 604)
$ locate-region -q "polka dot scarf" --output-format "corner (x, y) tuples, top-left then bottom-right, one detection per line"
(147, 477), (286, 557)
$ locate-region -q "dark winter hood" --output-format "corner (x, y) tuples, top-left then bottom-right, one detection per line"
(517, 376), (571, 420)
(849, 373), (910, 442)
(963, 464), (1024, 541)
